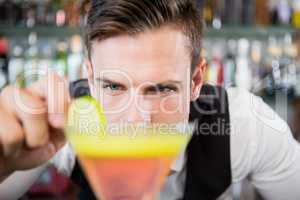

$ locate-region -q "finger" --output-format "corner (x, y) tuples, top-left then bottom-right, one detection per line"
(9, 129), (66, 171)
(7, 142), (56, 171)
(0, 106), (25, 158)
(49, 126), (66, 153)
(28, 72), (70, 129)
(0, 86), (49, 149)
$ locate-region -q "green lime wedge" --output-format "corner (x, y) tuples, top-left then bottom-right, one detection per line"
(66, 96), (106, 139)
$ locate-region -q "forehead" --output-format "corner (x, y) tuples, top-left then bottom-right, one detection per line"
(90, 26), (191, 80)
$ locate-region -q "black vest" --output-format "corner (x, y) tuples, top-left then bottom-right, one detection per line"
(69, 80), (232, 200)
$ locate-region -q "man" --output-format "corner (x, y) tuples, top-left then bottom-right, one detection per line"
(0, 0), (300, 199)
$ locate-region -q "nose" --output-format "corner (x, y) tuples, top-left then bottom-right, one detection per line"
(121, 96), (152, 123)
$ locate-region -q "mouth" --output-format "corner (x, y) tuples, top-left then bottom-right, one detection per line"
(109, 195), (142, 200)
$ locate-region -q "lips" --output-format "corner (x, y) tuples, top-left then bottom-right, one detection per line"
(108, 194), (142, 200)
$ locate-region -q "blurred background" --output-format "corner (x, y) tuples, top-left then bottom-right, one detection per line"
(0, 0), (300, 199)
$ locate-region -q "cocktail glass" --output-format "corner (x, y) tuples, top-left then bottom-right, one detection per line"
(66, 97), (192, 200)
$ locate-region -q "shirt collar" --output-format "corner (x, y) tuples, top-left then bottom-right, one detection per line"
(170, 123), (194, 172)
(170, 148), (186, 172)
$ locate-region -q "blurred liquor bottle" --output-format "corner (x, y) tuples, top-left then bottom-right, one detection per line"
(203, 0), (213, 25)
(8, 45), (25, 87)
(281, 34), (298, 91)
(265, 36), (283, 93)
(0, 36), (9, 89)
(64, 0), (80, 27)
(53, 41), (68, 77)
(223, 0), (242, 25)
(206, 43), (224, 86)
(36, 0), (47, 25)
(250, 40), (264, 92)
(270, 0), (292, 25)
(221, 0), (255, 25)
(292, 0), (300, 28)
(255, 0), (270, 25)
(24, 32), (39, 86)
(204, 0), (223, 28)
(45, 0), (57, 26)
(223, 40), (237, 88)
(20, 0), (37, 27)
(0, 0), (20, 26)
(235, 39), (252, 90)
(241, 0), (255, 25)
(48, 0), (67, 27)
(38, 43), (53, 80)
(79, 0), (91, 26)
(68, 35), (84, 82)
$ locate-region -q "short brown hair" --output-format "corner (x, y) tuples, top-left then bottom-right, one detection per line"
(86, 0), (203, 70)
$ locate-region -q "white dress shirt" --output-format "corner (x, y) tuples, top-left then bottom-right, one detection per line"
(1, 87), (300, 200)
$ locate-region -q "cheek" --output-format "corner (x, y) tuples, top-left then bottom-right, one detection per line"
(101, 94), (131, 111)
(92, 91), (189, 123)
(93, 93), (133, 123)
(160, 95), (181, 113)
(151, 94), (188, 123)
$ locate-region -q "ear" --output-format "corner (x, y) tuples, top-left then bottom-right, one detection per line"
(191, 58), (206, 101)
(84, 59), (96, 97)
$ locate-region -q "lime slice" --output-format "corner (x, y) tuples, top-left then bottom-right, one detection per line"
(66, 96), (106, 139)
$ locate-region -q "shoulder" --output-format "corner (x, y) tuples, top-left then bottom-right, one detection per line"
(226, 87), (290, 182)
(226, 87), (289, 134)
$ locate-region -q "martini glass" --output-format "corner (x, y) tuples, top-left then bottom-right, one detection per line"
(66, 97), (192, 200)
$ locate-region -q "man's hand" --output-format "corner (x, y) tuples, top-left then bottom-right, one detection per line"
(0, 73), (70, 182)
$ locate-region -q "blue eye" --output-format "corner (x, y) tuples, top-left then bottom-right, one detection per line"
(157, 85), (178, 94)
(158, 86), (176, 93)
(103, 83), (125, 91)
(145, 85), (178, 95)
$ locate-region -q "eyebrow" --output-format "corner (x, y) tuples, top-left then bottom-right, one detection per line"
(96, 77), (183, 86)
(96, 77), (124, 85)
(157, 80), (182, 85)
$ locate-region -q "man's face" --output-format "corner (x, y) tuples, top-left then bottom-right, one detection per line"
(86, 26), (203, 124)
